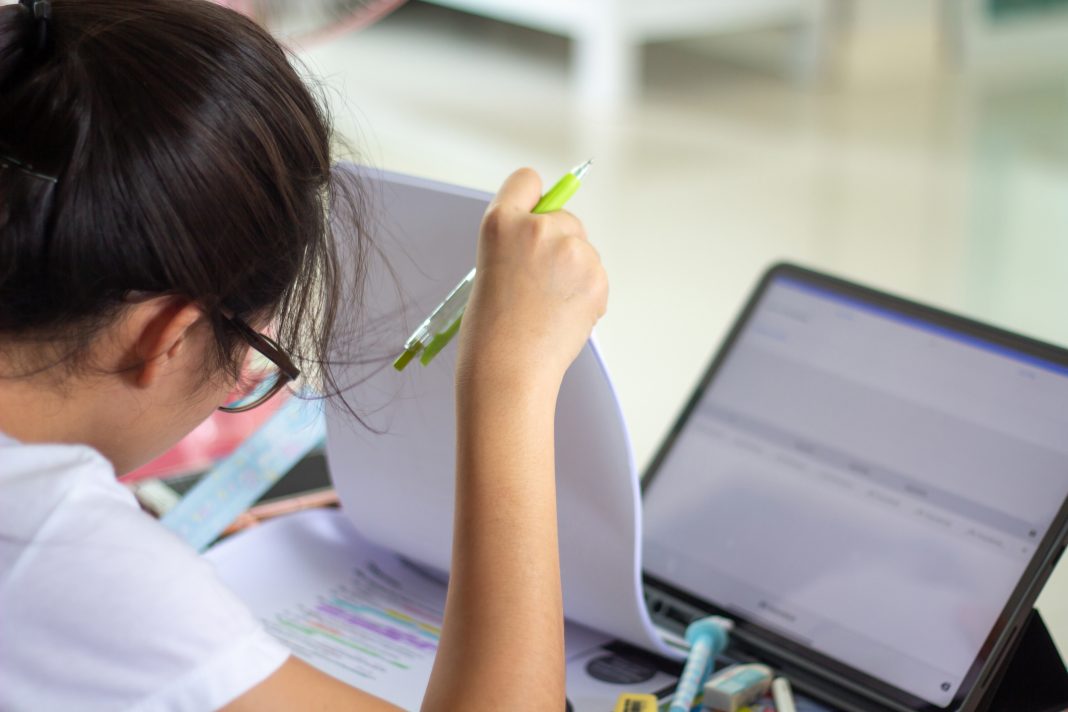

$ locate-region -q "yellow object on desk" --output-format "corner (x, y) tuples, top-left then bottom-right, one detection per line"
(614, 692), (658, 712)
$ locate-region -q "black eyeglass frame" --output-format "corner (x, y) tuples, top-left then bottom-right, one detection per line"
(220, 316), (301, 413)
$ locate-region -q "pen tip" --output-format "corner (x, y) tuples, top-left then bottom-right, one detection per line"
(573, 158), (593, 180)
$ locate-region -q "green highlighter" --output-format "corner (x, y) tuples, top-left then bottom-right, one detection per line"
(393, 159), (593, 371)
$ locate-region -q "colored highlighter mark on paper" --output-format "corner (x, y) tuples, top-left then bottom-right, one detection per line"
(262, 559), (445, 684)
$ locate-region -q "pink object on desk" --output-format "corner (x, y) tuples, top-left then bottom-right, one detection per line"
(119, 394), (287, 483)
(211, 0), (256, 15)
(208, 0), (408, 48)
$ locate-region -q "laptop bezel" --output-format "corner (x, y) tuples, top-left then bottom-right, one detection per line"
(640, 262), (1068, 712)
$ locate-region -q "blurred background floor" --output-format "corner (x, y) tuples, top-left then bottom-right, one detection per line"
(293, 0), (1068, 654)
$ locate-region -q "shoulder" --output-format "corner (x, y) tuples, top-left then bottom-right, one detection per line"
(0, 436), (290, 712)
(0, 434), (133, 566)
(0, 433), (119, 520)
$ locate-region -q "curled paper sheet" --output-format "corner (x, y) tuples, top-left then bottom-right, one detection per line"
(324, 166), (674, 656)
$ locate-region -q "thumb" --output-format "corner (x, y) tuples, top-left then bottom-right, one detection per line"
(490, 167), (543, 213)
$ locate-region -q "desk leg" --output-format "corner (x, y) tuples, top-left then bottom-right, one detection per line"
(793, 0), (847, 82)
(573, 5), (640, 115)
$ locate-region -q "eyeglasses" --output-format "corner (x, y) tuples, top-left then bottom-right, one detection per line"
(220, 316), (301, 413)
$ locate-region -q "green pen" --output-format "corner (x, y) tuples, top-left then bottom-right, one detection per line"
(393, 159), (593, 371)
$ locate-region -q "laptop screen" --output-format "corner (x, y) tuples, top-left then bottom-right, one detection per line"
(642, 273), (1068, 708)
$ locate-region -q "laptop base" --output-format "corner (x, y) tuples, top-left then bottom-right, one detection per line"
(984, 609), (1068, 712)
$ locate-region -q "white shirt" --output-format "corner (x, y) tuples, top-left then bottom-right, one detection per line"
(0, 433), (290, 711)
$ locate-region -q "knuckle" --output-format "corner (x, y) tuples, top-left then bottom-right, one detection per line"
(591, 264), (608, 297)
(521, 215), (551, 244)
(568, 214), (589, 242)
(481, 204), (506, 236)
(556, 235), (586, 265)
(594, 264), (609, 293)
(586, 240), (602, 263)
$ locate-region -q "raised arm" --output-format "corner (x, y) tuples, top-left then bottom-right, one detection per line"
(422, 167), (608, 709)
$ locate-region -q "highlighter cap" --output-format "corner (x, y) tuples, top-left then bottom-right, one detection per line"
(684, 616), (732, 652)
(703, 663), (774, 711)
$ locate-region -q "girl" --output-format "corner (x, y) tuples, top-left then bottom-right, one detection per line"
(0, 1), (607, 710)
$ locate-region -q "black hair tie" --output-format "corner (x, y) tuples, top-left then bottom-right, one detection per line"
(18, 0), (52, 56)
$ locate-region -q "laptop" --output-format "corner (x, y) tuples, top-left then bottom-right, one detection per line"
(640, 263), (1068, 712)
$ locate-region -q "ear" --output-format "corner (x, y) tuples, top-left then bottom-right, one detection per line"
(123, 298), (207, 389)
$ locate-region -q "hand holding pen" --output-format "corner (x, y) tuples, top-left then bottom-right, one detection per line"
(394, 160), (595, 371)
(450, 164), (607, 393)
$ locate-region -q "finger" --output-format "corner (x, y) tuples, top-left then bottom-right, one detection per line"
(545, 209), (588, 242)
(491, 167), (543, 213)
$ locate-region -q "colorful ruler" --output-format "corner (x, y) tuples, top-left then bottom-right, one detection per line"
(161, 395), (326, 552)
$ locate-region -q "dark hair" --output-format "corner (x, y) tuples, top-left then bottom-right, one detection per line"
(0, 0), (366, 401)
